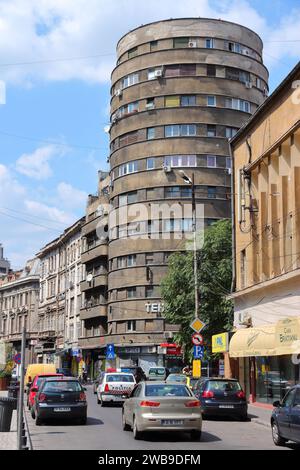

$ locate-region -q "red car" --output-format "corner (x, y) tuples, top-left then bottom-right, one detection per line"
(27, 373), (63, 410)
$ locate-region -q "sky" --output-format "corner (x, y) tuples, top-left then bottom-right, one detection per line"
(0, 0), (299, 269)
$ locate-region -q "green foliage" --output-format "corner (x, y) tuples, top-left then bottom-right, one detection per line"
(161, 219), (233, 360)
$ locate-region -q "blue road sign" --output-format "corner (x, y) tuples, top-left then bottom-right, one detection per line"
(106, 344), (115, 360)
(14, 353), (21, 365)
(193, 345), (204, 360)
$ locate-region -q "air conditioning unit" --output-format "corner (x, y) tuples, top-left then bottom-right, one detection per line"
(163, 165), (172, 173)
(245, 81), (252, 89)
(115, 89), (122, 97)
(145, 102), (154, 110)
(242, 49), (250, 55)
(154, 69), (163, 78)
(103, 209), (109, 216)
(188, 41), (197, 48)
(164, 331), (173, 339)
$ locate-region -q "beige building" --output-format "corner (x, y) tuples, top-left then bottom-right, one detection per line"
(37, 218), (84, 372)
(230, 62), (300, 404)
(108, 18), (268, 370)
(0, 258), (40, 367)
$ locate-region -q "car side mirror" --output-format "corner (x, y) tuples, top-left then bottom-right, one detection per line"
(83, 387), (87, 391)
(273, 400), (281, 407)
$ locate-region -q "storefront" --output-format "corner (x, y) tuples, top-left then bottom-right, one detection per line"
(229, 317), (300, 404)
(117, 346), (163, 374)
(82, 348), (106, 379)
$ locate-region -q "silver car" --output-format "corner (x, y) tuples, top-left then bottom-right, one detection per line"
(122, 381), (202, 440)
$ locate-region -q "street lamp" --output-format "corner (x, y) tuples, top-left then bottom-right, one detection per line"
(178, 170), (199, 320)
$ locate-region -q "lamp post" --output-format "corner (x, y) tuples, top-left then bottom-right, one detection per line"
(178, 170), (199, 320)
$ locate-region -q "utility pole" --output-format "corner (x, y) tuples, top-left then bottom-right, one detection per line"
(17, 326), (26, 450)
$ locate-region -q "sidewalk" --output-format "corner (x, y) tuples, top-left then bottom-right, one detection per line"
(248, 403), (273, 428)
(0, 391), (18, 450)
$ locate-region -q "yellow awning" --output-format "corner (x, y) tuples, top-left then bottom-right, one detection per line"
(229, 317), (300, 358)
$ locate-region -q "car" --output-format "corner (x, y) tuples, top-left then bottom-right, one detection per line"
(56, 368), (73, 377)
(27, 373), (63, 410)
(194, 378), (248, 420)
(31, 377), (87, 425)
(93, 371), (105, 394)
(147, 367), (169, 381)
(271, 385), (300, 446)
(122, 381), (202, 440)
(24, 363), (57, 393)
(120, 366), (147, 383)
(97, 372), (136, 406)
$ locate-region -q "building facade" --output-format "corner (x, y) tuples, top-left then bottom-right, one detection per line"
(0, 258), (40, 368)
(108, 18), (268, 371)
(79, 172), (110, 378)
(37, 218), (84, 373)
(230, 62), (300, 404)
(0, 244), (10, 279)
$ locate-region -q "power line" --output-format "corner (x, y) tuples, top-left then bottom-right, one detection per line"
(0, 210), (63, 233)
(0, 52), (116, 68)
(0, 207), (69, 227)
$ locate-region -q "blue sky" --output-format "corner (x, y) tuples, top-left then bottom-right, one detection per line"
(0, 0), (299, 268)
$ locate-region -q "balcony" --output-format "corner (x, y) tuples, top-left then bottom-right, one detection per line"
(80, 304), (107, 320)
(38, 329), (56, 339)
(81, 242), (108, 264)
(80, 273), (108, 292)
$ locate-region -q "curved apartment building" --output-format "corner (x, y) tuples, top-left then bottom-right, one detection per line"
(108, 18), (268, 370)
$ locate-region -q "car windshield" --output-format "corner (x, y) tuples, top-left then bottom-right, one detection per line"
(106, 374), (134, 383)
(42, 381), (82, 392)
(148, 368), (165, 376)
(207, 380), (241, 392)
(166, 375), (187, 383)
(145, 384), (191, 397)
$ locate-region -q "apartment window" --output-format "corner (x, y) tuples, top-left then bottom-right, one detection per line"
(226, 157), (232, 169)
(148, 68), (162, 80)
(207, 155), (217, 168)
(181, 95), (196, 106)
(182, 218), (193, 232)
(127, 255), (137, 267)
(207, 64), (216, 77)
(122, 73), (139, 88)
(208, 187), (217, 199)
(145, 253), (154, 264)
(173, 37), (190, 48)
(165, 186), (192, 198)
(128, 191), (138, 204)
(225, 98), (250, 112)
(119, 195), (127, 207)
(207, 95), (216, 107)
(118, 160), (138, 176)
(164, 155), (196, 167)
(164, 64), (196, 77)
(146, 97), (155, 109)
(145, 286), (154, 298)
(150, 40), (158, 51)
(147, 127), (156, 140)
(147, 158), (155, 170)
(256, 77), (261, 89)
(117, 256), (126, 268)
(127, 320), (136, 332)
(165, 125), (196, 138)
(207, 125), (216, 137)
(125, 101), (139, 114)
(127, 287), (137, 299)
(226, 41), (241, 53)
(205, 38), (214, 48)
(226, 127), (238, 139)
(165, 125), (180, 137)
(119, 130), (140, 147)
(165, 95), (180, 107)
(146, 188), (156, 199)
(128, 47), (138, 59)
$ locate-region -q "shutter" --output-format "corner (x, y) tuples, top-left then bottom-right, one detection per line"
(165, 96), (180, 107)
(180, 64), (196, 76)
(164, 65), (181, 77)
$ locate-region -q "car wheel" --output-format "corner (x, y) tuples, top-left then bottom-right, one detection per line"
(122, 411), (131, 431)
(133, 416), (142, 440)
(35, 415), (42, 426)
(190, 430), (202, 441)
(31, 407), (35, 420)
(272, 421), (286, 446)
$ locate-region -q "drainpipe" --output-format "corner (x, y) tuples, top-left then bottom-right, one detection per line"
(229, 142), (236, 294)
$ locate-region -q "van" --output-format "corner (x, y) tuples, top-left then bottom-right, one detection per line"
(24, 364), (56, 390)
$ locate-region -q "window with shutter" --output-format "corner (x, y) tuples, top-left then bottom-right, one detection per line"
(165, 96), (180, 107)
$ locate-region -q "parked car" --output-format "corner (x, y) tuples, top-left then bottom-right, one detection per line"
(31, 377), (87, 425)
(194, 378), (248, 420)
(93, 371), (105, 394)
(97, 373), (136, 406)
(271, 385), (300, 446)
(166, 374), (188, 384)
(25, 363), (57, 393)
(27, 373), (63, 410)
(120, 366), (147, 383)
(56, 368), (73, 377)
(147, 367), (169, 381)
(122, 381), (202, 440)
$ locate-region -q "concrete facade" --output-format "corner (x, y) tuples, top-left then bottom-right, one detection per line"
(0, 244), (10, 279)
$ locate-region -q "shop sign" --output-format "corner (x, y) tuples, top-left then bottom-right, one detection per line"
(193, 360), (201, 378)
(121, 347), (141, 354)
(276, 318), (300, 347)
(145, 302), (164, 314)
(212, 332), (229, 353)
(71, 348), (81, 357)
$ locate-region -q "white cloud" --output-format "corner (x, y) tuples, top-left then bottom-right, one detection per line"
(24, 199), (74, 225)
(0, 0), (298, 86)
(56, 181), (87, 210)
(15, 144), (66, 180)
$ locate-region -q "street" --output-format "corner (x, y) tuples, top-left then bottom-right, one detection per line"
(25, 386), (292, 451)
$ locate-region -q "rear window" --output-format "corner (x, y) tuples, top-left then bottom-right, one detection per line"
(207, 381), (241, 392)
(148, 368), (165, 376)
(167, 375), (187, 383)
(145, 384), (191, 397)
(42, 381), (82, 392)
(106, 374), (135, 383)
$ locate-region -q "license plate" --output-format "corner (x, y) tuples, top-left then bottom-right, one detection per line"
(219, 405), (234, 409)
(53, 407), (71, 412)
(161, 419), (184, 426)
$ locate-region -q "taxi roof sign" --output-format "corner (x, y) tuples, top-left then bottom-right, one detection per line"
(190, 318), (206, 333)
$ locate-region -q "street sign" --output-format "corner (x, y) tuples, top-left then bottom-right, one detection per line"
(190, 318), (206, 333)
(193, 345), (204, 360)
(106, 344), (115, 360)
(192, 333), (204, 346)
(192, 360), (201, 378)
(14, 353), (21, 365)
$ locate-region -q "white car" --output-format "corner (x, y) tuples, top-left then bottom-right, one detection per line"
(97, 373), (136, 406)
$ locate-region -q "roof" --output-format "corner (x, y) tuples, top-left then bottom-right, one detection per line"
(230, 60), (300, 147)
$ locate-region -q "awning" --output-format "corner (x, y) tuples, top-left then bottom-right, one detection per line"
(229, 317), (300, 358)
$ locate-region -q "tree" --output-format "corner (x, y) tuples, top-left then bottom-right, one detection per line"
(161, 219), (233, 361)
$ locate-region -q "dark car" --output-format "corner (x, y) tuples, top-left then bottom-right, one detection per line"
(271, 385), (300, 446)
(31, 377), (87, 425)
(120, 366), (146, 383)
(194, 378), (248, 420)
(56, 368), (73, 377)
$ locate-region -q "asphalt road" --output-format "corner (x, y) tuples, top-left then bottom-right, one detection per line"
(25, 386), (291, 451)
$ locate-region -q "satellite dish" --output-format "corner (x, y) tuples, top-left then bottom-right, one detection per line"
(86, 274), (93, 283)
